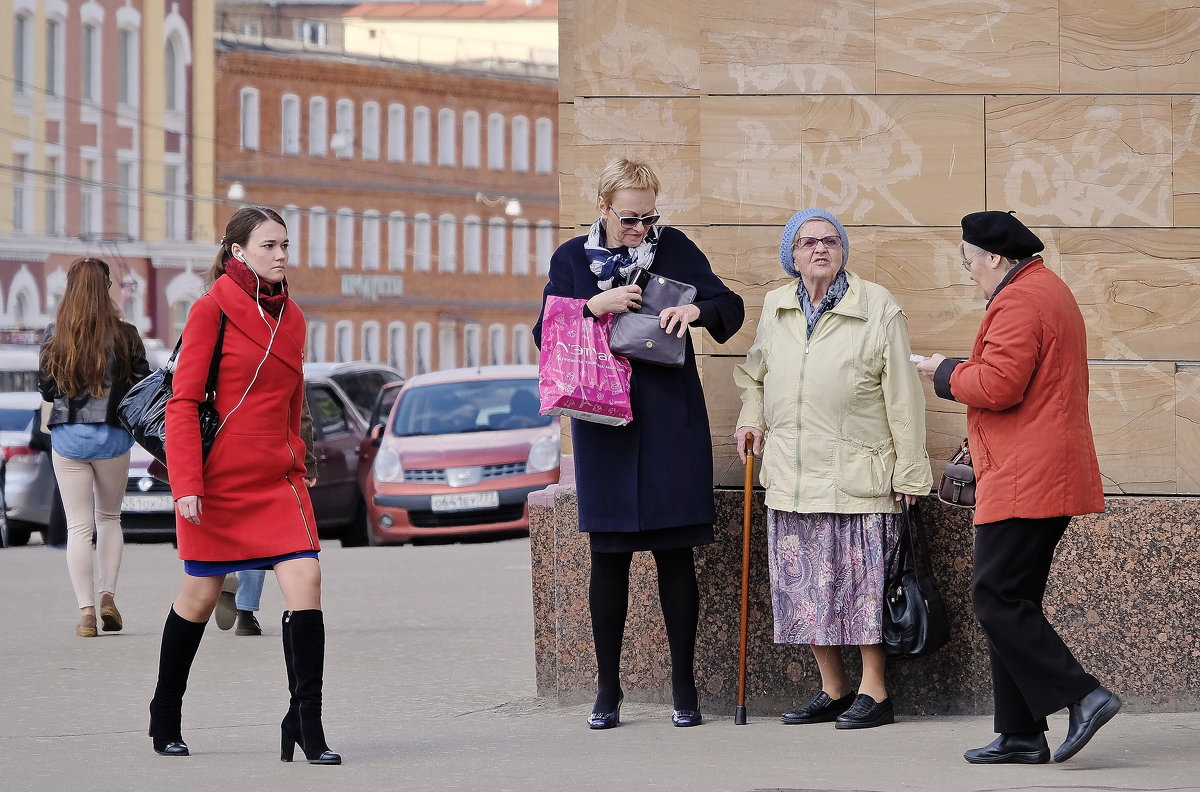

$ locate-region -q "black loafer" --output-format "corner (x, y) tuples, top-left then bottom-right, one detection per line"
(1054, 686), (1121, 763)
(587, 696), (623, 730)
(964, 732), (1050, 764)
(781, 691), (856, 725)
(834, 694), (895, 730)
(671, 709), (702, 727)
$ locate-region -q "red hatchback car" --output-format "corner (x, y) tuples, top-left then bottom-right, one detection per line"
(361, 365), (560, 545)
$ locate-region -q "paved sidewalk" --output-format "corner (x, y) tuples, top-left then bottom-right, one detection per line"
(1, 538), (1196, 792)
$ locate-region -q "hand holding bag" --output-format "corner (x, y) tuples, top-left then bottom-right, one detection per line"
(882, 501), (951, 658)
(538, 296), (633, 426)
(937, 438), (975, 507)
(118, 313), (226, 468)
(608, 267), (697, 367)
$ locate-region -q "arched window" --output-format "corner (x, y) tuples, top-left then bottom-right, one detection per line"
(488, 324), (505, 366)
(535, 117), (554, 174)
(512, 324), (531, 365)
(388, 322), (407, 376)
(308, 206), (327, 267)
(487, 113), (505, 170)
(413, 213), (432, 271)
(511, 219), (531, 275)
(334, 98), (355, 158)
(387, 103), (406, 161)
(362, 210), (380, 270)
(536, 220), (555, 276)
(412, 106), (431, 164)
(118, 27), (138, 107)
(45, 16), (66, 99)
(488, 218), (506, 274)
(462, 110), (481, 168)
(511, 115), (530, 172)
(388, 212), (407, 271)
(438, 214), (457, 272)
(437, 108), (456, 166)
(283, 205), (302, 266)
(335, 209), (354, 269)
(413, 323), (432, 375)
(81, 23), (101, 103)
(361, 101), (380, 161)
(334, 321), (353, 362)
(308, 321), (328, 362)
(462, 216), (482, 274)
(240, 87), (260, 150)
(13, 13), (33, 97)
(281, 94), (300, 154)
(438, 322), (456, 370)
(309, 97), (328, 156)
(463, 325), (481, 368)
(361, 322), (380, 362)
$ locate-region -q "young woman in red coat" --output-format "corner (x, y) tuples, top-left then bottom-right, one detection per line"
(148, 206), (340, 765)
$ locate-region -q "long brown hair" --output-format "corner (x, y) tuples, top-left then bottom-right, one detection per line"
(208, 205), (287, 286)
(40, 258), (136, 398)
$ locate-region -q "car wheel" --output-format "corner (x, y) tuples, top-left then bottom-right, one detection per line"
(4, 521), (34, 547)
(340, 497), (369, 547)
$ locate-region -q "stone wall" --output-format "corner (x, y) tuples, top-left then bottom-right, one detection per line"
(531, 485), (1200, 714)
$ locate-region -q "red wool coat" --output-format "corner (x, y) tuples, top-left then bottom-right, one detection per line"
(948, 259), (1105, 525)
(165, 275), (318, 561)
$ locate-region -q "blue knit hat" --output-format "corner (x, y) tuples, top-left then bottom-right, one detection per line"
(779, 208), (849, 278)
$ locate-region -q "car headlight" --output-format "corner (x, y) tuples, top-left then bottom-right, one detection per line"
(526, 434), (560, 473)
(373, 446), (404, 483)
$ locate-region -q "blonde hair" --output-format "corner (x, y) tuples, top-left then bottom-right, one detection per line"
(596, 158), (660, 206)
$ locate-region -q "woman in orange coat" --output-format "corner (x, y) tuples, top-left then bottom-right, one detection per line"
(148, 206), (339, 765)
(918, 211), (1117, 766)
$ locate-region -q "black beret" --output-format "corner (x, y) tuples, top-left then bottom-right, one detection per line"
(960, 211), (1044, 259)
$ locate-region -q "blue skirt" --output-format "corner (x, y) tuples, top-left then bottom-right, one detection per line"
(183, 551), (319, 577)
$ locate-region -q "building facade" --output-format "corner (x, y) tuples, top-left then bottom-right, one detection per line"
(215, 42), (557, 372)
(0, 0), (215, 346)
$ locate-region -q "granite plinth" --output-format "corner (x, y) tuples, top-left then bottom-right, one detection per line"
(530, 486), (1200, 715)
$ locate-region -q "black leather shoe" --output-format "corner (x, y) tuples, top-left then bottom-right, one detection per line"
(834, 694), (895, 729)
(781, 691), (856, 725)
(964, 732), (1050, 764)
(587, 696), (623, 730)
(1054, 686), (1121, 763)
(671, 708), (702, 727)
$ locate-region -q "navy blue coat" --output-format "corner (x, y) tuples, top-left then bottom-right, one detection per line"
(532, 227), (744, 534)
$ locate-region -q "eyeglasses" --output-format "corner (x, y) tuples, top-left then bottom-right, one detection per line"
(961, 250), (984, 272)
(794, 236), (842, 250)
(609, 207), (661, 229)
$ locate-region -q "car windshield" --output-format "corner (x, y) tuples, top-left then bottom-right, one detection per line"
(392, 378), (551, 437)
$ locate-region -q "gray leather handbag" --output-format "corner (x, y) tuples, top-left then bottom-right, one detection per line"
(609, 267), (697, 367)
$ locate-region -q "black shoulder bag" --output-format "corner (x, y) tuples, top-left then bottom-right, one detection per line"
(118, 313), (227, 467)
(882, 501), (951, 658)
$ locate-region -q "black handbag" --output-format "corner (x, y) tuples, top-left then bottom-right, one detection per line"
(118, 313), (226, 467)
(937, 438), (975, 507)
(608, 267), (697, 367)
(882, 501), (950, 658)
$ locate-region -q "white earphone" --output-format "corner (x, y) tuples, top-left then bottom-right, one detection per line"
(214, 261), (285, 436)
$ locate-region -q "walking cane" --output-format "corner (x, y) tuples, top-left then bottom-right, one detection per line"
(734, 441), (754, 725)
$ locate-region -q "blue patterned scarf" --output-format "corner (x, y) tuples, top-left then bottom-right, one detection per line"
(797, 268), (850, 337)
(584, 218), (660, 289)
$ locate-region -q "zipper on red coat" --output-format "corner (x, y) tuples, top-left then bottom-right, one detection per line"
(284, 403), (317, 550)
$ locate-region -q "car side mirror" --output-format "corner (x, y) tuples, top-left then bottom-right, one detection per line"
(369, 424), (383, 447)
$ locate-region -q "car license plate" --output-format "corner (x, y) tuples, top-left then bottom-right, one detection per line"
(430, 491), (499, 512)
(122, 493), (174, 513)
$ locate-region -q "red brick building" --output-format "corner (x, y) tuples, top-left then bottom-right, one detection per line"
(213, 42), (557, 373)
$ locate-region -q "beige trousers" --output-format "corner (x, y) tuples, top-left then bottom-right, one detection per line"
(52, 451), (131, 609)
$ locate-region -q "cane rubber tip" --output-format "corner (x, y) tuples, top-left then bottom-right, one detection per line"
(734, 706), (747, 725)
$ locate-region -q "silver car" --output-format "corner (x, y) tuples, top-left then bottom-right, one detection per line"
(0, 391), (54, 545)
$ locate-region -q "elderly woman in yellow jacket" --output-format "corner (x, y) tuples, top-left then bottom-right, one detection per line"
(734, 208), (932, 730)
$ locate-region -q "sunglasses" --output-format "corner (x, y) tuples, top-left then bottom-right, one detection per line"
(609, 207), (661, 229)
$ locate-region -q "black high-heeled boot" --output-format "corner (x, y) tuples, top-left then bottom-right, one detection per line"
(148, 608), (206, 756)
(280, 610), (341, 765)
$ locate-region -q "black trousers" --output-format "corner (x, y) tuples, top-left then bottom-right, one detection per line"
(972, 517), (1098, 733)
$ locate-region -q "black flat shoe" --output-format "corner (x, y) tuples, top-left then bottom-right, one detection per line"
(964, 732), (1050, 764)
(834, 694), (895, 730)
(671, 709), (702, 727)
(781, 691), (856, 725)
(1054, 686), (1121, 763)
(588, 696), (623, 729)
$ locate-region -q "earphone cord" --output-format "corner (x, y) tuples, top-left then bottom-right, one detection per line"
(214, 266), (283, 437)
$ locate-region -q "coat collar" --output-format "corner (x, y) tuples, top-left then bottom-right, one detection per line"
(207, 275), (305, 375)
(774, 270), (868, 321)
(986, 256), (1044, 308)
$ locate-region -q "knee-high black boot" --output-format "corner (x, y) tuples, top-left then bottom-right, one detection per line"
(148, 607), (206, 756)
(280, 609), (341, 765)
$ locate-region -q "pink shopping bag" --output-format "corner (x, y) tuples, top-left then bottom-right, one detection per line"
(538, 296), (633, 426)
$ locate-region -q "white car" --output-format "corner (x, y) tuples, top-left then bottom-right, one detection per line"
(0, 391), (54, 546)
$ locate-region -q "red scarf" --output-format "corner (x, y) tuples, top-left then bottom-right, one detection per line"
(224, 257), (288, 318)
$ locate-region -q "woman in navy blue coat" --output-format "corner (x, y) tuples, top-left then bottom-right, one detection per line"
(533, 158), (744, 729)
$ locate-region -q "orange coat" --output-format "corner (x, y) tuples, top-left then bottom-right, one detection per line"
(165, 275), (318, 561)
(944, 259), (1104, 525)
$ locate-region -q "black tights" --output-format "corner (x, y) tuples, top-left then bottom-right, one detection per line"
(589, 547), (699, 713)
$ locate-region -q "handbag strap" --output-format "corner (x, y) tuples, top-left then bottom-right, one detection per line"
(203, 313), (227, 401)
(899, 501), (936, 576)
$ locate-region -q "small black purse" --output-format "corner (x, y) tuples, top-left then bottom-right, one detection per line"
(608, 267), (697, 368)
(882, 501), (950, 658)
(118, 314), (226, 467)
